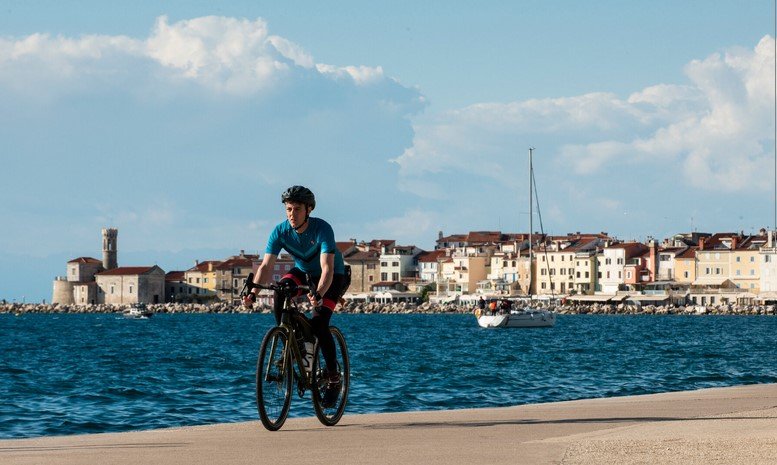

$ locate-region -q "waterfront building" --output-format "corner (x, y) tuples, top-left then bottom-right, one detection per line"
(759, 230), (777, 299)
(417, 249), (447, 284)
(597, 242), (649, 294)
(95, 266), (165, 304)
(218, 252), (261, 303)
(655, 244), (689, 282)
(535, 234), (608, 295)
(730, 234), (767, 293)
(165, 271), (190, 302)
(345, 249), (380, 293)
(184, 260), (221, 301)
(571, 239), (604, 295)
(52, 228), (168, 305)
(379, 244), (423, 283)
(674, 246), (698, 284)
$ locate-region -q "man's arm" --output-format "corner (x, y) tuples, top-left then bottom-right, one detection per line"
(311, 253), (334, 306)
(244, 254), (277, 306)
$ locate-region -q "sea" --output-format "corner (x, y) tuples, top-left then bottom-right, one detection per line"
(1, 313), (776, 439)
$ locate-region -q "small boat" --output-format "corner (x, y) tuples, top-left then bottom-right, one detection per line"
(123, 304), (153, 319)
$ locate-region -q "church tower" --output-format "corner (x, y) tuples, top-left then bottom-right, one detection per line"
(102, 228), (118, 270)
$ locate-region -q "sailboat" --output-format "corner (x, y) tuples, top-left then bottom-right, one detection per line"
(476, 148), (557, 328)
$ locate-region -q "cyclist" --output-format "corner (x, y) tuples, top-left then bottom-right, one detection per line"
(244, 185), (349, 408)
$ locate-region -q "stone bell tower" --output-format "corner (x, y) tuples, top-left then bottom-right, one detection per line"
(102, 228), (118, 270)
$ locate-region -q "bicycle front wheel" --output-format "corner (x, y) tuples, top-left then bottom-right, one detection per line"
(311, 326), (350, 426)
(256, 326), (293, 431)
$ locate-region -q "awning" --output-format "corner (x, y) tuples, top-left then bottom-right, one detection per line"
(567, 294), (618, 303)
(625, 295), (670, 302)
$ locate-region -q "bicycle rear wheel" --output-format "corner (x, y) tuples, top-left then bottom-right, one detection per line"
(256, 326), (293, 431)
(311, 326), (349, 426)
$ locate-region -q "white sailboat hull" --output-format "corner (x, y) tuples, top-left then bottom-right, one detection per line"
(476, 309), (555, 328)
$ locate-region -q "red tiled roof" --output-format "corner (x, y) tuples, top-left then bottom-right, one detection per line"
(97, 266), (158, 276)
(186, 260), (222, 272)
(606, 242), (649, 258)
(67, 257), (102, 264)
(214, 256), (258, 270)
(344, 250), (380, 262)
(165, 271), (186, 281)
(676, 246), (698, 259)
(368, 240), (396, 251)
(417, 250), (447, 262)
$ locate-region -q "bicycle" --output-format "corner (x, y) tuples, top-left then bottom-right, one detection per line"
(241, 273), (350, 431)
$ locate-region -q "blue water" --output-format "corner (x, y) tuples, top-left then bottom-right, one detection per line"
(1, 313), (776, 439)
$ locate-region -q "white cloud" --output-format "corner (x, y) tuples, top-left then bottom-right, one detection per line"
(0, 15), (401, 97)
(396, 35), (775, 194)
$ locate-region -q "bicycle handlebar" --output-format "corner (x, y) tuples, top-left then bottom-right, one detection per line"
(241, 273), (313, 299)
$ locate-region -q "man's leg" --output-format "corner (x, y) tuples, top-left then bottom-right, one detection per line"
(273, 268), (307, 325)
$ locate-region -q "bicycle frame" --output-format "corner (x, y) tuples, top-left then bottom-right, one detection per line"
(245, 274), (316, 391)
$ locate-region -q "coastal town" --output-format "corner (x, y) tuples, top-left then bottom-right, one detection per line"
(42, 227), (777, 311)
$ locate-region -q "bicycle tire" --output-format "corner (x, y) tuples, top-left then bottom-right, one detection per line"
(256, 326), (293, 431)
(311, 326), (350, 426)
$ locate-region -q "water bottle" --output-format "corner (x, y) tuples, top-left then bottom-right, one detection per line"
(301, 341), (314, 373)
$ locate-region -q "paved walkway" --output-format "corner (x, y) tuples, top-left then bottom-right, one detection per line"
(2, 384), (776, 464)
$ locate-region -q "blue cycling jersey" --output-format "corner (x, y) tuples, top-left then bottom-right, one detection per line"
(265, 217), (345, 275)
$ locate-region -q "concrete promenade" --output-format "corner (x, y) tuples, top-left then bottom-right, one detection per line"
(1, 384), (775, 465)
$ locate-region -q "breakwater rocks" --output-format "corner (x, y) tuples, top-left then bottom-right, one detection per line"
(1, 301), (776, 316)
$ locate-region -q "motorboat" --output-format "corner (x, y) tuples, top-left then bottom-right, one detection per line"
(123, 303), (154, 319)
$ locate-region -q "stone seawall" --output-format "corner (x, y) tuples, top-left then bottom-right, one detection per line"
(1, 301), (775, 316)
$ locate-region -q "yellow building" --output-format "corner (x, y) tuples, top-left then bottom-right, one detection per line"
(184, 260), (221, 300)
(731, 235), (767, 293)
(674, 247), (697, 284)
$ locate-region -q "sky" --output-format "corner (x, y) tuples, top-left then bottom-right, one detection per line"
(1, 1), (775, 302)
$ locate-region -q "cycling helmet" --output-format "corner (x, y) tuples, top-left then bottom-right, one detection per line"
(281, 185), (316, 210)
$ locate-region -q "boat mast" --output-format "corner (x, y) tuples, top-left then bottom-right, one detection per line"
(528, 147), (533, 297)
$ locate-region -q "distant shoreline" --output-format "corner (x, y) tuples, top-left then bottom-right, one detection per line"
(2, 301), (775, 316)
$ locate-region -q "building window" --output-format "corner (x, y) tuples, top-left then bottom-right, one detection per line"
(129, 285), (133, 294)
(750, 256), (755, 262)
(110, 285), (115, 294)
(736, 256), (741, 262)
(196, 278), (200, 283)
(750, 269), (755, 276)
(381, 262), (388, 267)
(585, 271), (589, 278)
(381, 272), (387, 281)
(392, 261), (399, 267)
(715, 253), (720, 259)
(736, 270), (741, 276)
(715, 268), (721, 275)
(684, 271), (689, 278)
(368, 275), (374, 282)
